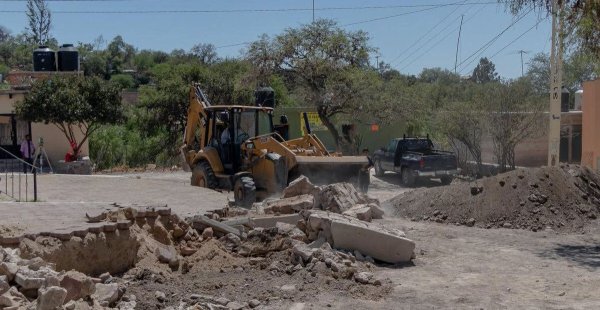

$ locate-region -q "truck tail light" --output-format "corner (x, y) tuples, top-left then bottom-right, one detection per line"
(419, 158), (425, 169)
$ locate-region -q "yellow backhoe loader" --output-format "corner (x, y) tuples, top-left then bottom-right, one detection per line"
(181, 83), (369, 207)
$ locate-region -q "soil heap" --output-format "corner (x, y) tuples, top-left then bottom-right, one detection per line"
(388, 164), (600, 233)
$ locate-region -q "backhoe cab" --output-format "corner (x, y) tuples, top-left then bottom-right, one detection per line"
(181, 83), (368, 207)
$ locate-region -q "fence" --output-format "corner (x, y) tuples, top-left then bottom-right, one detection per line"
(0, 146), (37, 202)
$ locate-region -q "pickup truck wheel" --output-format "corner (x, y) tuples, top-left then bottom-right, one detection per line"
(440, 176), (453, 185)
(234, 176), (256, 208)
(374, 159), (384, 177)
(401, 168), (416, 187)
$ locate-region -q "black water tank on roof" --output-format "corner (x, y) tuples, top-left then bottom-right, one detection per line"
(255, 86), (275, 108)
(57, 44), (79, 71)
(33, 46), (56, 72)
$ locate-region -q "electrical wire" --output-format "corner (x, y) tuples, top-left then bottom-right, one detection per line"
(389, 0), (468, 65)
(489, 17), (548, 59)
(0, 1), (498, 14)
(396, 3), (486, 71)
(457, 7), (534, 73)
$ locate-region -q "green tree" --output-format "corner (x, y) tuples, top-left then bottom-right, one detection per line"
(26, 0), (52, 45)
(110, 74), (136, 90)
(245, 19), (374, 149)
(500, 0), (600, 56)
(106, 35), (136, 74)
(471, 57), (499, 84)
(0, 26), (10, 43)
(190, 43), (218, 65)
(15, 76), (124, 157)
(481, 78), (546, 171)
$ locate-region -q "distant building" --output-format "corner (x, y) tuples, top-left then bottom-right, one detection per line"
(0, 71), (89, 166)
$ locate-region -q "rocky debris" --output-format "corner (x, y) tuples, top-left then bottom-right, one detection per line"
(283, 175), (320, 200)
(393, 165), (600, 233)
(342, 204), (385, 222)
(37, 286), (67, 310)
(93, 283), (120, 307)
(303, 210), (415, 264)
(0, 245), (127, 309)
(202, 227), (214, 239)
(0, 286), (28, 308)
(250, 177), (385, 223)
(60, 270), (96, 302)
(319, 183), (373, 214)
(154, 290), (166, 302)
(264, 194), (315, 214)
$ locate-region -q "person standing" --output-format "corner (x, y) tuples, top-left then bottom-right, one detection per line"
(20, 134), (35, 174)
(359, 148), (374, 193)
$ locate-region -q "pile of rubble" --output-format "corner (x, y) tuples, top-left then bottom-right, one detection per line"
(0, 177), (416, 309)
(0, 247), (131, 309)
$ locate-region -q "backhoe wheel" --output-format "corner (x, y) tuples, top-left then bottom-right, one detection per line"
(191, 161), (218, 189)
(234, 176), (256, 208)
(374, 159), (384, 177)
(401, 168), (416, 187)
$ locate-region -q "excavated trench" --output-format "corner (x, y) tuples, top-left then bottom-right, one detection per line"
(18, 229), (142, 276)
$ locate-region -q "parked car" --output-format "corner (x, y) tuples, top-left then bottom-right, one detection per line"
(373, 136), (458, 186)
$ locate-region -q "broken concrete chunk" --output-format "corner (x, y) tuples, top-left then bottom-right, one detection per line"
(15, 271), (45, 290)
(188, 215), (241, 237)
(283, 175), (319, 198)
(306, 210), (415, 263)
(368, 203), (385, 219)
(0, 262), (18, 282)
(155, 246), (178, 264)
(36, 286), (67, 310)
(92, 283), (120, 307)
(264, 194), (315, 214)
(0, 287), (28, 308)
(342, 205), (373, 222)
(319, 183), (370, 213)
(292, 242), (316, 263)
(0, 277), (8, 295)
(60, 270), (96, 302)
(354, 272), (374, 284)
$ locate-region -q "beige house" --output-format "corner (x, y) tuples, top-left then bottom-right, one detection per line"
(0, 88), (88, 166)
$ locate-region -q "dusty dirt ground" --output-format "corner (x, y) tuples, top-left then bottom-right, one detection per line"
(388, 164), (600, 233)
(2, 169), (600, 309)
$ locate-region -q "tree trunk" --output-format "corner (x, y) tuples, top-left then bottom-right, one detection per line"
(317, 106), (342, 152)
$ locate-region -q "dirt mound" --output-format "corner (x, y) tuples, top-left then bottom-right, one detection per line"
(387, 164), (600, 233)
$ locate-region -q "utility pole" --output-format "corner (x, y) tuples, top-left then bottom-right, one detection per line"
(375, 55), (380, 71)
(454, 15), (464, 74)
(312, 0), (315, 23)
(517, 50), (529, 76)
(548, 0), (563, 167)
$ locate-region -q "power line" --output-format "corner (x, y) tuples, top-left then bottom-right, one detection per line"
(457, 7), (533, 73)
(388, 0), (468, 65)
(0, 1), (498, 14)
(489, 18), (547, 61)
(396, 3), (485, 71)
(342, 1), (494, 27)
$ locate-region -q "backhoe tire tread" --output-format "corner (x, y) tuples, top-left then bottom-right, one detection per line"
(191, 161), (218, 189)
(234, 176), (256, 208)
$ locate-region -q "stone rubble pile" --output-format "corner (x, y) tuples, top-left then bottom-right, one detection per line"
(0, 247), (131, 310)
(259, 176), (385, 223)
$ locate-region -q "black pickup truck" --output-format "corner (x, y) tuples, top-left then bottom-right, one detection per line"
(373, 137), (458, 186)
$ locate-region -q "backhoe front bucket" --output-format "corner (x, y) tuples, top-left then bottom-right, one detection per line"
(294, 156), (368, 186)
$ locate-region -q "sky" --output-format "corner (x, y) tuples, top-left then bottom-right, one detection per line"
(0, 0), (552, 78)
